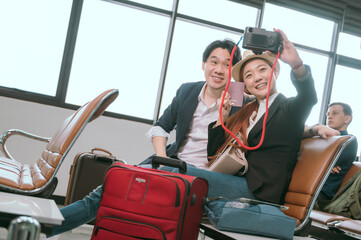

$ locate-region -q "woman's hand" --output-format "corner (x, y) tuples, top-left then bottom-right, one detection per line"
(268, 29), (306, 78)
(273, 29), (302, 66)
(214, 91), (232, 127)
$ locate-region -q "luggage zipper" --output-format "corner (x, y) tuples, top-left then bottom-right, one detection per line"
(107, 164), (186, 207)
(168, 177), (181, 207)
(102, 164), (194, 240)
(94, 216), (166, 240)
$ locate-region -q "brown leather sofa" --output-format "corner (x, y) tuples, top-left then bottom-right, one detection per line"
(310, 161), (361, 239)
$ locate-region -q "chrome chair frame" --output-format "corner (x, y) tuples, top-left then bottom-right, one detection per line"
(0, 89), (119, 197)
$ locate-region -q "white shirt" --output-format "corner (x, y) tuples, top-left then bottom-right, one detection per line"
(146, 83), (218, 169)
(247, 93), (279, 136)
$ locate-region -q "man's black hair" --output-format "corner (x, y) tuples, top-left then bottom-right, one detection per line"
(202, 39), (241, 66)
(329, 102), (353, 117)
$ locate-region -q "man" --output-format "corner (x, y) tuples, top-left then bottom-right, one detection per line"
(307, 102), (358, 200)
(144, 39), (252, 168)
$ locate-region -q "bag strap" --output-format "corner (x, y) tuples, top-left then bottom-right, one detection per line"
(206, 196), (288, 210)
(236, 198), (289, 210)
(234, 150), (248, 175)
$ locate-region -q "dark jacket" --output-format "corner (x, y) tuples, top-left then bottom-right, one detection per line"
(321, 130), (358, 199)
(142, 81), (253, 164)
(207, 66), (317, 204)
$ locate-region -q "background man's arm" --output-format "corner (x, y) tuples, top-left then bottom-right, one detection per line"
(303, 124), (340, 139)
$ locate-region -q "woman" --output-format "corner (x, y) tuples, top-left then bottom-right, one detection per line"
(171, 29), (317, 204)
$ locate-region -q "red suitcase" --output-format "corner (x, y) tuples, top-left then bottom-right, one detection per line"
(91, 157), (208, 240)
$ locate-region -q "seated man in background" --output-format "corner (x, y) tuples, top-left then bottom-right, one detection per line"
(305, 102), (358, 200)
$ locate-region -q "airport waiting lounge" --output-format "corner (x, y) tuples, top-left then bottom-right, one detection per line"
(1, 0), (361, 239)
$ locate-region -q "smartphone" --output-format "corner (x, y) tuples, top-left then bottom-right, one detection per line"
(227, 81), (244, 107)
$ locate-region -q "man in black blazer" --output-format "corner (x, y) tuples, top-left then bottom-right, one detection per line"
(144, 39), (253, 167)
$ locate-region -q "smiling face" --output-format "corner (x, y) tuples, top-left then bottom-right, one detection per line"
(202, 48), (231, 91)
(242, 58), (278, 102)
(327, 104), (351, 131)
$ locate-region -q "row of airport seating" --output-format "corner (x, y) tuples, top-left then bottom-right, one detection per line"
(310, 161), (361, 239)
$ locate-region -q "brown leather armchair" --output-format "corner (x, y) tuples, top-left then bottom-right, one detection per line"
(0, 89), (119, 198)
(284, 135), (356, 236)
(310, 162), (361, 239)
(200, 135), (356, 239)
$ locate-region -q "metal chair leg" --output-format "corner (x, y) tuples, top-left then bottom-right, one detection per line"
(199, 228), (206, 240)
(7, 216), (41, 240)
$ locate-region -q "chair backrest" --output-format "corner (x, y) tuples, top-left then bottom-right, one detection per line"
(1, 89), (118, 196)
(283, 135), (356, 232)
(338, 161), (361, 190)
(34, 89), (119, 191)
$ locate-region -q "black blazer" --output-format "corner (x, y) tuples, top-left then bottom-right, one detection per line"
(142, 81), (253, 164)
(208, 66), (317, 204)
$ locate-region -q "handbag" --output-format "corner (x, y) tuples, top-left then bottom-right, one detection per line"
(209, 133), (248, 175)
(204, 198), (297, 240)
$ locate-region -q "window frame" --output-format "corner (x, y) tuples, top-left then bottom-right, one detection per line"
(1, 0), (361, 126)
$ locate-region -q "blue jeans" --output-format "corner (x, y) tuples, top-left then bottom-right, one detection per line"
(49, 185), (103, 236)
(160, 165), (256, 200)
(50, 164), (255, 236)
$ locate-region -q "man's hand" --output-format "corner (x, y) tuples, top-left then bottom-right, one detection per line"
(331, 166), (341, 174)
(214, 91), (232, 127)
(314, 125), (340, 139)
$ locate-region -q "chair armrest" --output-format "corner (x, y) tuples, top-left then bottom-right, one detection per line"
(0, 129), (51, 160)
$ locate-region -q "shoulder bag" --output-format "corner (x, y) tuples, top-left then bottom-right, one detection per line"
(209, 133), (248, 175)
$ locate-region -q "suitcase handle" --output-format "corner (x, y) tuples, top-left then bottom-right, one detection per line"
(91, 148), (114, 158)
(151, 156), (187, 174)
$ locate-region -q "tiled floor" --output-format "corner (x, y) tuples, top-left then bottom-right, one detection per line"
(1, 224), (213, 240)
(0, 224), (92, 240)
(0, 223), (318, 240)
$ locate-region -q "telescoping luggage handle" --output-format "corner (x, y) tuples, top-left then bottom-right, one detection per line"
(151, 156), (187, 174)
(91, 148), (114, 157)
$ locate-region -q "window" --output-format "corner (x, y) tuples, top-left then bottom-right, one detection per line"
(331, 66), (361, 144)
(159, 21), (244, 115)
(262, 3), (335, 125)
(1, 0), (360, 128)
(275, 49), (328, 125)
(66, 0), (169, 119)
(337, 32), (361, 60)
(0, 0), (72, 95)
(178, 0), (258, 29)
(124, 0), (173, 10)
(263, 3), (334, 51)
(159, 1), (258, 116)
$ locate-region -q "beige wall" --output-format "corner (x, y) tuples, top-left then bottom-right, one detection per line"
(0, 96), (171, 197)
